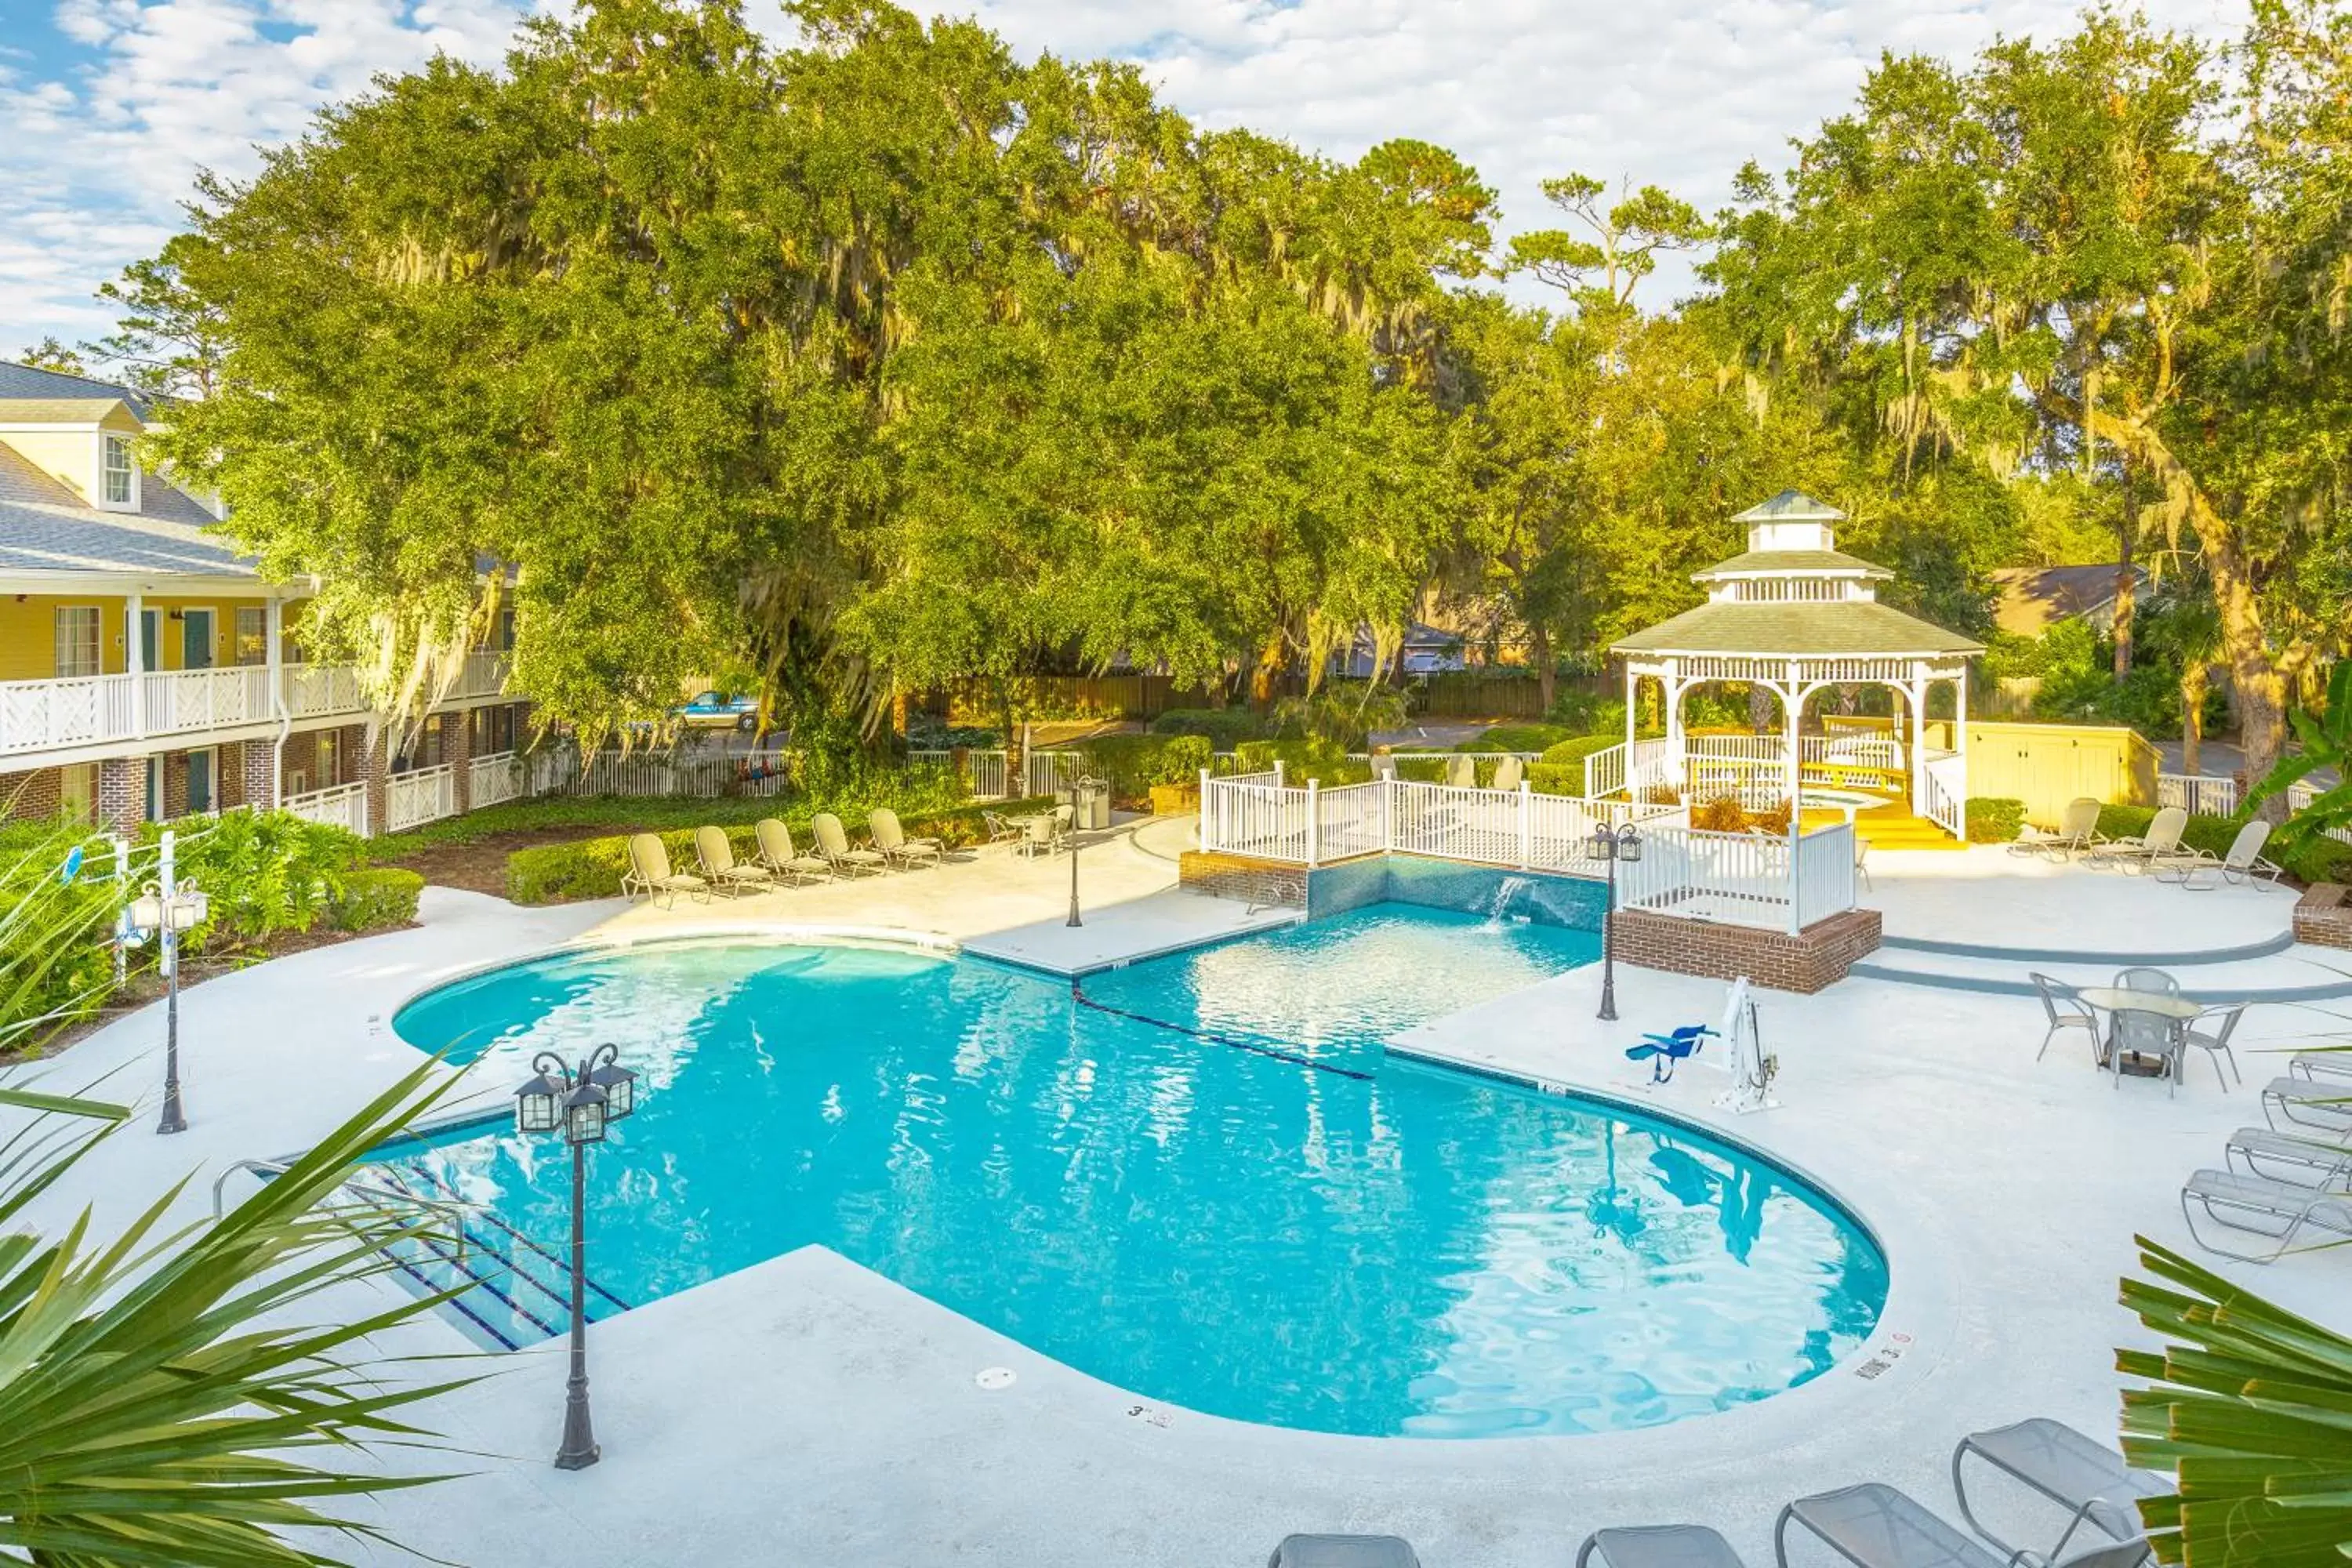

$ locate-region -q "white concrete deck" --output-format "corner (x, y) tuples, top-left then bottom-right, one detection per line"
(4, 835), (2341, 1568)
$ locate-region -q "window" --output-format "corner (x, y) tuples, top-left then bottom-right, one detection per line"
(234, 607), (268, 666)
(318, 729), (345, 789)
(102, 435), (134, 506)
(52, 607), (101, 677)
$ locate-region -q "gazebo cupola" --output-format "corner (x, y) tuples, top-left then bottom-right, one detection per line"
(1609, 491), (1984, 837)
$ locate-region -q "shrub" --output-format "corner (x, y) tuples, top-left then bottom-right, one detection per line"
(1965, 797), (2027, 844)
(1230, 739), (1373, 786)
(332, 868), (423, 932)
(1751, 800), (1793, 836)
(503, 800), (1041, 906)
(1691, 794), (1748, 833)
(1457, 723), (1573, 754)
(1150, 708), (1265, 750)
(1064, 734), (1214, 804)
(1530, 735), (1622, 796)
(147, 810), (365, 949)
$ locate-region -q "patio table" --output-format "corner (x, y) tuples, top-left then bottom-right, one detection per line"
(2076, 988), (2200, 1080)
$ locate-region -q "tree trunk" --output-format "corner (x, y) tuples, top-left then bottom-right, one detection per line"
(2180, 662), (2205, 775)
(890, 687), (909, 738)
(1531, 625), (1555, 716)
(2110, 535), (2136, 682)
(1249, 627), (1287, 709)
(2210, 532), (2288, 818)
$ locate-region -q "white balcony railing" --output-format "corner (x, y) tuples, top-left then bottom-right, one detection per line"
(446, 651), (512, 701)
(0, 673), (139, 757)
(281, 781), (368, 836)
(141, 666), (274, 738)
(387, 764), (458, 833)
(468, 751), (522, 809)
(283, 662), (367, 720)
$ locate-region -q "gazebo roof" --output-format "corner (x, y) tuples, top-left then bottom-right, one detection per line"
(1692, 548), (1892, 582)
(1611, 599), (1985, 659)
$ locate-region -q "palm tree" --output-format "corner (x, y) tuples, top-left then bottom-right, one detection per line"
(2245, 661), (2352, 840)
(2119, 1236), (2352, 1566)
(0, 1062), (474, 1565)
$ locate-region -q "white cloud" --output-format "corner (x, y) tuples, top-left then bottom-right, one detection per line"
(2, 0), (2249, 354)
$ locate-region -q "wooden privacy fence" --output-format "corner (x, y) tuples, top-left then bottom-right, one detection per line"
(939, 675), (1222, 723)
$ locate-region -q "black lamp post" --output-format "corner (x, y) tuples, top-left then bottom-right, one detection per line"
(514, 1042), (638, 1472)
(125, 828), (209, 1135)
(1587, 821), (1643, 1022)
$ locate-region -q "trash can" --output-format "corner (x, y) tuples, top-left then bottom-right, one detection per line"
(1067, 775), (1109, 830)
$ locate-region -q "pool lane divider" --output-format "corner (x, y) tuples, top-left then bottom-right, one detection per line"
(1066, 978), (1377, 1082)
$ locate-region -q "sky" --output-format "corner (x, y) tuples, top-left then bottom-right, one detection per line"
(1, 0), (2245, 358)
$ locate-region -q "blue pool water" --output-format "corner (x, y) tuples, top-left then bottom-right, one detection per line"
(387, 906), (1886, 1438)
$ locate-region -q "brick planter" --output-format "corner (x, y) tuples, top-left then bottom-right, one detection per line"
(2294, 884), (2352, 951)
(1608, 906), (1882, 994)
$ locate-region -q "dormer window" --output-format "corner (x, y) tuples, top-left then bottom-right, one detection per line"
(101, 434), (136, 506)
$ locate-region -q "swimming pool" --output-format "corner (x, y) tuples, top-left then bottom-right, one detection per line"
(387, 905), (1886, 1438)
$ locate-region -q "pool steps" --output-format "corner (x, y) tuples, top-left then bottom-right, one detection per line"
(1851, 925), (2352, 1002)
(371, 1163), (634, 1351)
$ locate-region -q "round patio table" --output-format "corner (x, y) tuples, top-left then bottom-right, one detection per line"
(2075, 987), (2201, 1079)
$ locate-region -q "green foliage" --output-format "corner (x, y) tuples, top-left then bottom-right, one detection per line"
(1457, 722), (1572, 753)
(1963, 797), (2026, 843)
(1526, 734), (1623, 796)
(2249, 662), (2352, 851)
(147, 810), (364, 949)
(332, 867), (423, 931)
(505, 800), (1036, 905)
(1065, 735), (1212, 804)
(0, 818), (125, 1054)
(1269, 683), (1408, 750)
(1149, 708), (1267, 750)
(0, 1061), (472, 1564)
(1230, 739), (1373, 786)
(1546, 688), (1627, 735)
(2119, 1235), (2352, 1566)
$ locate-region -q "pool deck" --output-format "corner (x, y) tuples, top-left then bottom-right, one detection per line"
(4, 830), (2339, 1568)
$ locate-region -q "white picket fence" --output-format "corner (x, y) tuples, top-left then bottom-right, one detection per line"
(1198, 771), (1855, 931)
(386, 764), (458, 832)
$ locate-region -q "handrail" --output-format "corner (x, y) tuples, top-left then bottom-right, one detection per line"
(211, 1157), (477, 1256)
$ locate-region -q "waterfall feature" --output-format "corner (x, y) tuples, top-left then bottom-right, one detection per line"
(1481, 875), (1533, 931)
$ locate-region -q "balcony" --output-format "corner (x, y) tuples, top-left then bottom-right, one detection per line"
(0, 654), (506, 763)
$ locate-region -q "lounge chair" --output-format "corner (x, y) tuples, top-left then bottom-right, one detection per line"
(2090, 807), (2187, 873)
(2180, 1002), (2247, 1090)
(2031, 973), (2100, 1062)
(2226, 1125), (2352, 1187)
(2263, 1052), (2352, 1132)
(1577, 1524), (1748, 1568)
(753, 818), (833, 885)
(1952, 1419), (2168, 1563)
(1775, 1481), (2151, 1568)
(694, 825), (772, 897)
(619, 833), (709, 909)
(2181, 1167), (2352, 1261)
(811, 812), (887, 877)
(870, 808), (944, 869)
(1443, 754), (1477, 789)
(1493, 755), (1525, 791)
(2154, 818), (2285, 888)
(2012, 797), (2103, 860)
(1267, 1536), (1419, 1568)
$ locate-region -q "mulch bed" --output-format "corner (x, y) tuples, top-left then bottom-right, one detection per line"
(374, 826), (616, 897)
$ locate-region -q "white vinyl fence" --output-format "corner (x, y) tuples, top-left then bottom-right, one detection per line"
(2158, 772), (2240, 815)
(386, 764), (458, 833)
(1198, 771), (1856, 932)
(280, 782), (368, 837)
(468, 752), (523, 809)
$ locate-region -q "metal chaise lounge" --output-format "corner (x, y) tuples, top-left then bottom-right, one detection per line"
(2227, 1124), (2352, 1187)
(2011, 797), (2102, 861)
(2089, 807), (2187, 874)
(1267, 1535), (1420, 1567)
(869, 807), (944, 869)
(1952, 1419), (2168, 1563)
(2154, 817), (2285, 889)
(753, 818), (833, 885)
(2180, 1167), (2352, 1261)
(2262, 1053), (2352, 1132)
(1577, 1523), (1749, 1568)
(619, 833), (710, 909)
(1776, 1482), (2151, 1568)
(811, 811), (889, 877)
(694, 825), (773, 898)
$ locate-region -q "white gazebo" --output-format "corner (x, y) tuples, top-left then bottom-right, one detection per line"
(1607, 492), (1984, 839)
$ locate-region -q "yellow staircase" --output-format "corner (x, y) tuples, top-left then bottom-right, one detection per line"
(1852, 803), (1966, 851)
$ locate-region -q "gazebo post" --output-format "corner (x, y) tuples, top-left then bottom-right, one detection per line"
(1908, 673), (1929, 811)
(1624, 664), (1639, 793)
(1781, 667), (1802, 813)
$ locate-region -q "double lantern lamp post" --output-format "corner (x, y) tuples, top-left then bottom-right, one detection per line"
(1586, 821), (1642, 1023)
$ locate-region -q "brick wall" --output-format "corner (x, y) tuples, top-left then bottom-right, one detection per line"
(1178, 850), (1308, 909)
(0, 767), (61, 823)
(162, 752), (189, 821)
(97, 757), (140, 834)
(362, 724), (391, 835)
(446, 708), (473, 812)
(218, 742), (248, 811)
(1608, 906), (1883, 995)
(2295, 884), (2352, 951)
(241, 735), (275, 808)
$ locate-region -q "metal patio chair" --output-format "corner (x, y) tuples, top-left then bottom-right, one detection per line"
(2031, 973), (2100, 1063)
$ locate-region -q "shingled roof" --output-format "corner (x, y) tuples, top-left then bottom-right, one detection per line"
(1611, 599), (1984, 658)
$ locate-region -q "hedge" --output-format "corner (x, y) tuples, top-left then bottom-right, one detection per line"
(1061, 734), (1212, 804)
(505, 800), (1048, 906)
(1964, 797), (2026, 844)
(333, 867), (424, 931)
(1456, 723), (1575, 755)
(1149, 707), (1266, 750)
(2093, 804), (2352, 885)
(1231, 739), (1373, 786)
(1530, 734), (1622, 796)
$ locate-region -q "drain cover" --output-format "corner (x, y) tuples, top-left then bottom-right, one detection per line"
(975, 1367), (1016, 1391)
